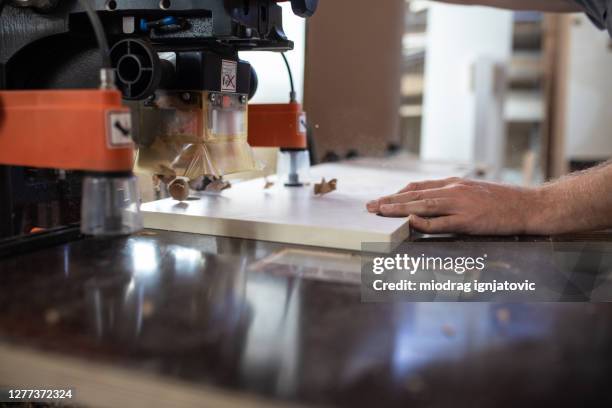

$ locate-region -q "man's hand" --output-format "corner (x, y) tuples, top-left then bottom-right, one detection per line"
(366, 177), (541, 235)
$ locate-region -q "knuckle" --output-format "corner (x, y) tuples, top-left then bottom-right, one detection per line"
(423, 198), (438, 210)
(391, 194), (403, 203)
(382, 204), (398, 214)
(409, 191), (422, 201)
(395, 204), (408, 214)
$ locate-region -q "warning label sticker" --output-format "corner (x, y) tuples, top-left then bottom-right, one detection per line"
(298, 112), (307, 134)
(221, 59), (238, 93)
(106, 111), (133, 148)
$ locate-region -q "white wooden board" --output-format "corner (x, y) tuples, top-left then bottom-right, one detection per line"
(141, 162), (469, 251)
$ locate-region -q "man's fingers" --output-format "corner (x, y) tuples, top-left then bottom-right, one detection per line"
(409, 215), (462, 234)
(381, 189), (453, 205)
(366, 200), (380, 213)
(366, 187), (458, 213)
(368, 190), (432, 212)
(378, 198), (456, 217)
(365, 178), (466, 213)
(397, 177), (461, 194)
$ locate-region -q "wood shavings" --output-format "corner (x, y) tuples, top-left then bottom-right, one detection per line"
(263, 177), (274, 189)
(152, 175), (162, 191)
(153, 173), (175, 193)
(158, 164), (177, 177)
(205, 177), (231, 192)
(314, 178), (337, 196)
(168, 177), (190, 201)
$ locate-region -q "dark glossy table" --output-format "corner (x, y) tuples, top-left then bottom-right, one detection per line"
(1, 230), (612, 407)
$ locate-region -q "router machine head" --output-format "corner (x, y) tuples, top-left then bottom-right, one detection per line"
(0, 0), (317, 237)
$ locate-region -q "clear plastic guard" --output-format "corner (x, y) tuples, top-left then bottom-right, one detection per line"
(135, 91), (259, 180)
(81, 174), (143, 236)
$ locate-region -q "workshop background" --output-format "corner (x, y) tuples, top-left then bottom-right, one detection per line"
(171, 0), (612, 202)
(2, 1), (612, 407)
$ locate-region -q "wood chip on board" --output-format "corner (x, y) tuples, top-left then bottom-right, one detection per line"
(205, 178), (231, 192)
(263, 178), (274, 189)
(314, 178), (337, 196)
(168, 178), (190, 201)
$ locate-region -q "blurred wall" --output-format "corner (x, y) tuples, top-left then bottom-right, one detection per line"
(563, 14), (612, 161)
(420, 3), (513, 163)
(304, 0), (404, 161)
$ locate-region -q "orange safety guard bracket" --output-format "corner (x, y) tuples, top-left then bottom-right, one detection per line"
(0, 89), (134, 172)
(248, 102), (307, 149)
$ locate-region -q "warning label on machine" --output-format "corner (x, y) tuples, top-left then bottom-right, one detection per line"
(221, 60), (238, 93)
(106, 111), (133, 148)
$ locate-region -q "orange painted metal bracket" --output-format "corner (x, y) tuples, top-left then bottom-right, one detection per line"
(248, 102), (307, 149)
(0, 89), (134, 172)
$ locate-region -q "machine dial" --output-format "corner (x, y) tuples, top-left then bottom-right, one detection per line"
(110, 39), (162, 100)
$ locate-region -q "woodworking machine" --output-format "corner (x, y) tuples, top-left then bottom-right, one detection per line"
(0, 0), (316, 242)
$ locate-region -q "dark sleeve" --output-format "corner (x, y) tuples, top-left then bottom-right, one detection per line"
(572, 0), (612, 36)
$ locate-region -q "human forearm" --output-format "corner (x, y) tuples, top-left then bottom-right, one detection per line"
(528, 162), (612, 234)
(434, 0), (580, 12)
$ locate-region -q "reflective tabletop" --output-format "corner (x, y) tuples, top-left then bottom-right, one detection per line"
(1, 230), (612, 407)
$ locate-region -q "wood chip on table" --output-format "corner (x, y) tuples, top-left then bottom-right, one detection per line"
(205, 177), (231, 192)
(168, 177), (190, 201)
(314, 178), (337, 196)
(263, 177), (274, 190)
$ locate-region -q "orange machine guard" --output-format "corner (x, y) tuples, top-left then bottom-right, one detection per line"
(248, 102), (307, 149)
(0, 89), (134, 172)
